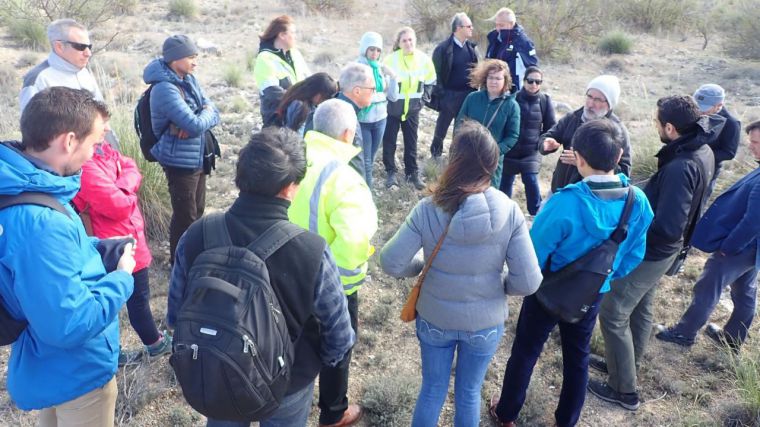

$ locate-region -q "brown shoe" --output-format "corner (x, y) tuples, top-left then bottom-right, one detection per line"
(489, 393), (516, 427)
(318, 404), (363, 427)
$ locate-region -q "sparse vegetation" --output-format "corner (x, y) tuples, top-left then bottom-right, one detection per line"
(598, 31), (634, 55)
(223, 63), (244, 88)
(614, 0), (694, 32)
(722, 0), (760, 60)
(168, 0), (198, 20)
(245, 50), (256, 72)
(228, 95), (249, 114)
(363, 375), (418, 426)
(299, 0), (355, 18)
(6, 19), (47, 51)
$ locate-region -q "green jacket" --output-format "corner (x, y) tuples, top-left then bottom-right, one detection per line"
(455, 90), (521, 187)
(288, 131), (378, 295)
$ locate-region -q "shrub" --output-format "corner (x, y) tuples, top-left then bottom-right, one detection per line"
(245, 50), (256, 72)
(228, 96), (249, 114)
(614, 0), (695, 32)
(299, 0), (355, 18)
(7, 19), (47, 51)
(598, 31), (633, 55)
(729, 344), (760, 423)
(223, 63), (244, 88)
(168, 0), (198, 20)
(722, 0), (760, 60)
(363, 375), (418, 426)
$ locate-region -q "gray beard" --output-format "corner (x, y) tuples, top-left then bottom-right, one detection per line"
(582, 107), (608, 122)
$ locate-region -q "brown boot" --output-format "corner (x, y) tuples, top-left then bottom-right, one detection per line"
(489, 393), (516, 427)
(318, 404), (363, 427)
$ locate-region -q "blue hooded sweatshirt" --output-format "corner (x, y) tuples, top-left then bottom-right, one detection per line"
(0, 142), (133, 410)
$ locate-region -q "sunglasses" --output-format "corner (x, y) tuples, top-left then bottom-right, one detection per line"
(525, 78), (543, 85)
(60, 40), (93, 51)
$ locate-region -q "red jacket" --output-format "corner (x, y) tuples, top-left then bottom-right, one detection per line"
(73, 143), (152, 271)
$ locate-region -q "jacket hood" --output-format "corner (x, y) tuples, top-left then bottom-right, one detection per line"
(446, 187), (511, 244)
(0, 142), (80, 203)
(556, 175), (636, 240)
(657, 114), (726, 160)
(359, 32), (383, 57)
(143, 58), (181, 85)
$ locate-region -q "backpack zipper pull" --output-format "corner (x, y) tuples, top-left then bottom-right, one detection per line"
(191, 344), (198, 360)
(270, 303), (281, 323)
(242, 335), (256, 356)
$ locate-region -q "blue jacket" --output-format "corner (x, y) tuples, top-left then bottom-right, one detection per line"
(485, 25), (538, 91)
(143, 59), (220, 170)
(531, 175), (654, 293)
(692, 165), (760, 268)
(0, 142), (133, 410)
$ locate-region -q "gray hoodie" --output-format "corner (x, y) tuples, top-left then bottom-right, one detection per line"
(380, 187), (542, 331)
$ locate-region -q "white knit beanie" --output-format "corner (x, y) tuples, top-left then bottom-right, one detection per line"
(586, 75), (621, 110)
(359, 32), (383, 57)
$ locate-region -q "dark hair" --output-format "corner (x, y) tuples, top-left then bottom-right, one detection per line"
(657, 95), (701, 135)
(21, 87), (109, 152)
(745, 120), (760, 134)
(235, 127), (307, 196)
(572, 119), (624, 172)
(260, 15), (293, 43)
(432, 121), (498, 213)
(275, 73), (338, 130)
(523, 66), (542, 79)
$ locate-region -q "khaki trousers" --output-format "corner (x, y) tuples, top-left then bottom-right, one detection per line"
(38, 377), (117, 427)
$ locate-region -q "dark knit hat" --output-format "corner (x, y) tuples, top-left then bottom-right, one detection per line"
(162, 35), (199, 63)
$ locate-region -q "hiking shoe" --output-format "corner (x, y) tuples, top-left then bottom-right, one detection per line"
(705, 323), (740, 354)
(655, 325), (695, 347)
(587, 379), (640, 410)
(147, 331), (173, 358)
(488, 393), (517, 427)
(406, 173), (425, 190)
(589, 354), (608, 374)
(118, 348), (144, 367)
(385, 171), (398, 189)
(318, 404), (363, 427)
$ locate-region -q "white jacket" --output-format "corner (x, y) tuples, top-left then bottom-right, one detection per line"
(20, 52), (104, 112)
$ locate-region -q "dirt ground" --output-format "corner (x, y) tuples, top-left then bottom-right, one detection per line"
(1, 0), (760, 426)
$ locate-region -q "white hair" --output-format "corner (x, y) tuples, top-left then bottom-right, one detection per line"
(487, 8), (516, 23)
(339, 63), (373, 94)
(47, 19), (87, 46)
(451, 12), (470, 33)
(313, 99), (357, 140)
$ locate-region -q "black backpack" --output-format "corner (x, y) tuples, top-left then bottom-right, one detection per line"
(134, 85), (159, 162)
(170, 213), (299, 422)
(535, 187), (636, 323)
(0, 192), (70, 345)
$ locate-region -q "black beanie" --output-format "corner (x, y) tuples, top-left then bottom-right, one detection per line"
(163, 35), (199, 63)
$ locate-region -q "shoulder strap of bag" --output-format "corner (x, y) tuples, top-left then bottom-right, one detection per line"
(485, 97), (508, 130)
(414, 219), (452, 292)
(682, 159), (711, 247)
(0, 192), (70, 218)
(247, 221), (305, 261)
(202, 213), (233, 249)
(610, 187), (636, 244)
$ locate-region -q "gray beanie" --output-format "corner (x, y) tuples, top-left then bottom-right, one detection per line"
(586, 75), (621, 110)
(163, 35), (199, 63)
(693, 84), (725, 112)
(359, 32), (383, 58)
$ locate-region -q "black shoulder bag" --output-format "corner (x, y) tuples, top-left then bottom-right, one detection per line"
(535, 187), (636, 323)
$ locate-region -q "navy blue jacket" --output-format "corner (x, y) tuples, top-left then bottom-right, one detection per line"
(710, 108), (741, 166)
(143, 59), (220, 170)
(504, 89), (556, 174)
(692, 165), (760, 267)
(485, 25), (538, 91)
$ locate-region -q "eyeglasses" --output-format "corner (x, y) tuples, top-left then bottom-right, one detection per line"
(358, 86), (377, 92)
(525, 78), (542, 85)
(59, 40), (92, 51)
(586, 93), (608, 104)
(459, 25), (473, 29)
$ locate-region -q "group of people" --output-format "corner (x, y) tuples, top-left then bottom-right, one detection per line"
(0, 9), (757, 427)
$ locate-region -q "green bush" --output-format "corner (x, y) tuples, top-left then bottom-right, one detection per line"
(228, 96), (249, 114)
(615, 0), (695, 32)
(598, 31), (633, 55)
(109, 108), (171, 242)
(363, 375), (418, 426)
(223, 64), (244, 88)
(7, 19), (47, 51)
(722, 0), (760, 60)
(245, 50), (256, 72)
(168, 0), (198, 19)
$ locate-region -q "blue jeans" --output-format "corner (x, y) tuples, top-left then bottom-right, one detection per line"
(360, 118), (386, 187)
(413, 317), (504, 427)
(500, 172), (542, 215)
(495, 293), (603, 427)
(205, 382), (315, 427)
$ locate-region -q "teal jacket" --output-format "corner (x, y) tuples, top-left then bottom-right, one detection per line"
(531, 175), (654, 293)
(455, 90), (520, 187)
(0, 142), (133, 410)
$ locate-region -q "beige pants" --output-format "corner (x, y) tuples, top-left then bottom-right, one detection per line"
(38, 377), (117, 427)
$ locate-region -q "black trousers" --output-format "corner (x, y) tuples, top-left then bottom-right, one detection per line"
(430, 90), (469, 157)
(127, 267), (161, 345)
(318, 292), (359, 424)
(165, 167), (206, 264)
(383, 112), (419, 176)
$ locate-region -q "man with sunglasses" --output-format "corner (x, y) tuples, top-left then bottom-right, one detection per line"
(429, 12), (479, 160)
(540, 74), (632, 194)
(19, 19), (121, 151)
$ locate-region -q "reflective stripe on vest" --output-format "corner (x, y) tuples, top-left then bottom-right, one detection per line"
(308, 160), (341, 234)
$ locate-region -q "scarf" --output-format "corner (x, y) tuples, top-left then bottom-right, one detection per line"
(367, 59), (384, 92)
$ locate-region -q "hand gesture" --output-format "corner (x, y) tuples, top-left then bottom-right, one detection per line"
(543, 137), (561, 152)
(559, 149), (577, 166)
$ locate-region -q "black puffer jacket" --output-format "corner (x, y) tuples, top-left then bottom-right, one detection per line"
(504, 89), (556, 175)
(540, 107), (631, 192)
(643, 115), (723, 261)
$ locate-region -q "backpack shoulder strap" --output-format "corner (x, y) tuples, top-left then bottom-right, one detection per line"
(0, 192), (70, 218)
(201, 213), (233, 250)
(610, 187), (636, 243)
(247, 221), (305, 261)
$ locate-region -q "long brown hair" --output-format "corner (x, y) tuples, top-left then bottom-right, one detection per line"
(468, 59), (511, 93)
(260, 15), (293, 43)
(275, 73), (338, 130)
(432, 121), (499, 213)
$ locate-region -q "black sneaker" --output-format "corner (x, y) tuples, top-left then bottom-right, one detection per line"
(589, 354), (608, 374)
(406, 173), (425, 190)
(655, 325), (695, 347)
(385, 171), (398, 189)
(705, 323), (740, 354)
(587, 379), (640, 410)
